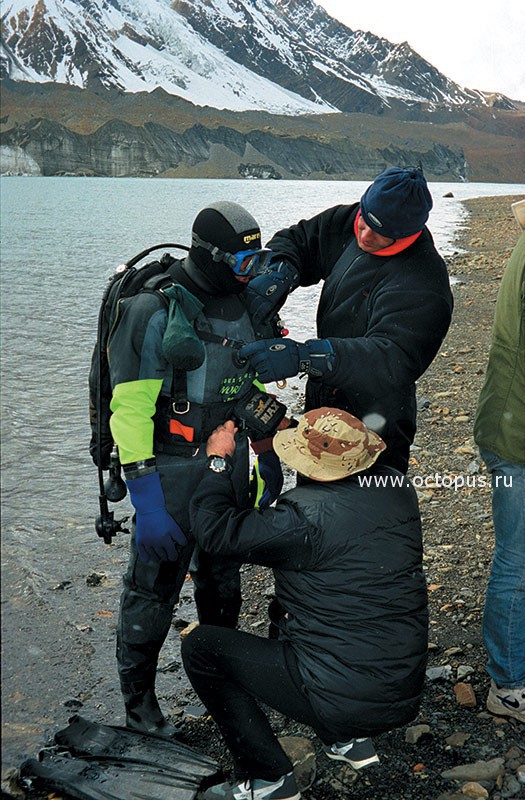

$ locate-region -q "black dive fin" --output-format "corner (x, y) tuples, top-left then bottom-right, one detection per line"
(20, 750), (201, 800)
(54, 715), (218, 780)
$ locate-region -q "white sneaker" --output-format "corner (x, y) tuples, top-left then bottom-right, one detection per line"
(325, 737), (380, 769)
(203, 771), (301, 800)
(486, 680), (525, 722)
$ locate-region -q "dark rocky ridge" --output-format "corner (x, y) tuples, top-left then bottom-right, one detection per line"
(2, 74), (524, 181)
(0, 114), (467, 179)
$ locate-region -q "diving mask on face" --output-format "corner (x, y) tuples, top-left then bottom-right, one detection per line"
(191, 232), (272, 278)
(229, 247), (272, 277)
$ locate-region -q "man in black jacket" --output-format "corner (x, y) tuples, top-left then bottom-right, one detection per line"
(182, 408), (428, 800)
(239, 167), (453, 474)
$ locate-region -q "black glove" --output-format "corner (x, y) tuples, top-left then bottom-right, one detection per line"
(238, 338), (335, 384)
(243, 260), (300, 330)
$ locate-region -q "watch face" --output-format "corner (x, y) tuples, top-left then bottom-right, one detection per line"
(209, 456), (227, 473)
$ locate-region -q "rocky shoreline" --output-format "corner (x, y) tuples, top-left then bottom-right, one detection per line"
(6, 194), (524, 800)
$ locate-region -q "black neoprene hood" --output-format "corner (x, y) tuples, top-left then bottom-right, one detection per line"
(189, 201), (262, 293)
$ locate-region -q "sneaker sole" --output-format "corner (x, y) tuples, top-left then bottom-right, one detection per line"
(326, 752), (380, 770)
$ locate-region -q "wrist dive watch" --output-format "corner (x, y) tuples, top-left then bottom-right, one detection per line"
(207, 455), (232, 474)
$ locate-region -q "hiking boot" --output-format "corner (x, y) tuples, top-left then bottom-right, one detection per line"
(486, 680), (525, 723)
(325, 737), (380, 769)
(124, 685), (182, 738)
(202, 771), (301, 800)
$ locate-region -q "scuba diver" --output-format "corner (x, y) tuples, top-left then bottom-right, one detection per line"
(105, 201), (284, 736)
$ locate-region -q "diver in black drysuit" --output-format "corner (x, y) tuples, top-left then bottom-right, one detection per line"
(107, 202), (281, 735)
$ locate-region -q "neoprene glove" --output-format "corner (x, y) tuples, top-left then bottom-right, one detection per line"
(126, 471), (187, 563)
(238, 338), (335, 383)
(243, 260), (300, 329)
(251, 450), (284, 509)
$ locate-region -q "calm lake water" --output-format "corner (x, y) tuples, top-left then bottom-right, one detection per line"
(1, 177), (524, 553)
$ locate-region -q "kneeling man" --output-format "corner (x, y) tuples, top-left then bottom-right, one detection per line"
(182, 408), (428, 800)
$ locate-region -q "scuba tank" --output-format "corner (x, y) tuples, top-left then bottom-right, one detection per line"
(92, 243), (190, 544)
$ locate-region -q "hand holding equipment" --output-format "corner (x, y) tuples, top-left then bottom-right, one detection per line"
(233, 388), (287, 438)
(126, 471), (187, 562)
(238, 338), (335, 384)
(242, 260), (300, 329)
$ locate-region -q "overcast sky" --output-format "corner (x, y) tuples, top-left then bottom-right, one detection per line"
(317, 0), (525, 102)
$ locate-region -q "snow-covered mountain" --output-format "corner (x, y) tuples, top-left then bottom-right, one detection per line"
(1, 0), (500, 116)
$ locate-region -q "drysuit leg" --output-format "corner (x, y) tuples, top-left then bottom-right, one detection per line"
(117, 439), (249, 730)
(117, 533), (193, 687)
(189, 435), (250, 627)
(191, 547), (242, 628)
(117, 451), (202, 707)
(117, 533), (194, 734)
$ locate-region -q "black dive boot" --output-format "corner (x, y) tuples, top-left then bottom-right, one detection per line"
(123, 683), (182, 739)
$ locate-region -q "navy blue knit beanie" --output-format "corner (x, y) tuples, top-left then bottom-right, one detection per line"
(360, 167), (433, 238)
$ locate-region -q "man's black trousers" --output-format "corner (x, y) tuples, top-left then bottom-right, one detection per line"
(181, 625), (345, 782)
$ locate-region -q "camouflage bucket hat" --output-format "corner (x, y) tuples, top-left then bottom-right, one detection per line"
(273, 407), (386, 481)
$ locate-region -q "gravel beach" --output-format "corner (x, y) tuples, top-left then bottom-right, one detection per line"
(4, 193), (525, 800)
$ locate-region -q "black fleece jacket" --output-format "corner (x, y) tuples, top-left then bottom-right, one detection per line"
(190, 464), (428, 737)
(267, 203), (454, 472)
